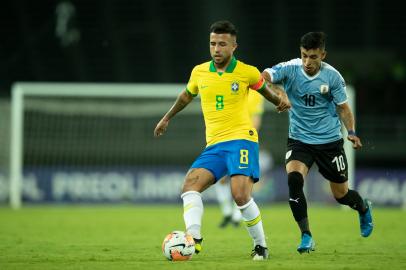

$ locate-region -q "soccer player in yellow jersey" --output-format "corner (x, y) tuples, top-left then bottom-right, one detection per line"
(154, 20), (290, 260)
(247, 90), (265, 129)
(215, 90), (265, 228)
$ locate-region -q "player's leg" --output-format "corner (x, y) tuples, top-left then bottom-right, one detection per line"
(285, 139), (315, 253)
(316, 139), (373, 237)
(231, 175), (268, 260)
(286, 160), (310, 233)
(182, 144), (227, 254)
(181, 168), (215, 253)
(227, 139), (268, 260)
(182, 168), (214, 239)
(330, 180), (373, 237)
(224, 178), (243, 228)
(330, 181), (366, 212)
(215, 176), (235, 227)
(286, 160), (315, 253)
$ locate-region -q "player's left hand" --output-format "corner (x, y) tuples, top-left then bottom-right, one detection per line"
(347, 134), (362, 149)
(154, 118), (169, 137)
(277, 93), (291, 112)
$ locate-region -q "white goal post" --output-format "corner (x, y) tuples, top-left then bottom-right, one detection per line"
(9, 83), (356, 209)
(345, 86), (356, 190)
(9, 83), (185, 209)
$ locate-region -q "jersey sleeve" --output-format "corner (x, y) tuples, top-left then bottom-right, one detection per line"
(264, 59), (297, 85)
(248, 66), (266, 91)
(186, 66), (199, 97)
(330, 72), (348, 105)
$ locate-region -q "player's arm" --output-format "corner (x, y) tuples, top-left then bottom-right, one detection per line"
(260, 71), (291, 112)
(154, 90), (194, 137)
(337, 102), (362, 149)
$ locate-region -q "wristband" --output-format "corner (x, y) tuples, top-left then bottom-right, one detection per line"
(348, 130), (356, 136)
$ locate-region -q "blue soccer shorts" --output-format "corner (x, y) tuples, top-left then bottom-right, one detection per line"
(190, 139), (260, 182)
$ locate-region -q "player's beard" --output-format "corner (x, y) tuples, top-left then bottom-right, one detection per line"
(213, 54), (231, 69)
(304, 63), (321, 76)
(304, 66), (314, 76)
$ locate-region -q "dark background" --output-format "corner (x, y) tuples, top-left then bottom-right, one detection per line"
(0, 0), (405, 167)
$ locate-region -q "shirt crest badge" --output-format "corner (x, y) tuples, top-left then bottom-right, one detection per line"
(231, 81), (239, 93)
(320, 84), (329, 94)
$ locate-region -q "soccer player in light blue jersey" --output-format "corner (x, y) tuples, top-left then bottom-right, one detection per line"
(262, 32), (373, 253)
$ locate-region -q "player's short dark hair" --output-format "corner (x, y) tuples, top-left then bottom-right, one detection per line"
(210, 20), (237, 36)
(300, 32), (326, 50)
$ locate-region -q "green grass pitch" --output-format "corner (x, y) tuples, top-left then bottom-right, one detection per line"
(0, 204), (405, 270)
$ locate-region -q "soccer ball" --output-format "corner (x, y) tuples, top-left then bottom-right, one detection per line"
(162, 231), (195, 261)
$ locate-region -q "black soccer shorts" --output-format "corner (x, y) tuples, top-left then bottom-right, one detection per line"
(285, 138), (348, 183)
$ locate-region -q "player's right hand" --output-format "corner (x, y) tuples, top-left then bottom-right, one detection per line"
(154, 118), (169, 137)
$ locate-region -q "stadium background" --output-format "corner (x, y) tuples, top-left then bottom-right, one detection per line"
(0, 0), (405, 207)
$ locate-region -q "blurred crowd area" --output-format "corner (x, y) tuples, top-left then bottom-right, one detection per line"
(0, 0), (404, 167)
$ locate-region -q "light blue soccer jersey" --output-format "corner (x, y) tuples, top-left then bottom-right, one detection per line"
(265, 58), (348, 144)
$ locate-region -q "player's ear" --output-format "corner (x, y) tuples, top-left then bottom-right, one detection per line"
(230, 42), (237, 54)
(231, 35), (237, 50)
(321, 50), (327, 60)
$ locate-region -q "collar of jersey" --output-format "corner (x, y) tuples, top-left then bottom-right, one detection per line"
(209, 56), (237, 74)
(301, 65), (321, 80)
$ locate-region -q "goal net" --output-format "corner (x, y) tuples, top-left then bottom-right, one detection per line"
(9, 83), (354, 208)
(10, 83), (208, 207)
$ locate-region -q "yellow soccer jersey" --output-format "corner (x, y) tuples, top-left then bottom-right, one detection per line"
(248, 90), (264, 117)
(186, 57), (266, 146)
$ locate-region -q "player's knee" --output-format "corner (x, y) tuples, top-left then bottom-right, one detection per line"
(182, 169), (214, 193)
(233, 196), (250, 206)
(334, 190), (350, 203)
(333, 190), (348, 200)
(288, 171), (304, 193)
(331, 182), (349, 200)
(182, 172), (198, 193)
(182, 178), (202, 193)
(232, 192), (250, 206)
